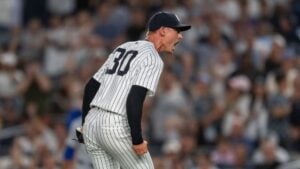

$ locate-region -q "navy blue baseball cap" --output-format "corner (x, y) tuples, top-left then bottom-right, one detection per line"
(148, 12), (191, 32)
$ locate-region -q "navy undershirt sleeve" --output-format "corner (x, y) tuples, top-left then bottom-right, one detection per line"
(81, 78), (100, 125)
(126, 85), (148, 145)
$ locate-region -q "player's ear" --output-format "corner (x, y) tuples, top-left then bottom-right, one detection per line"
(159, 27), (166, 36)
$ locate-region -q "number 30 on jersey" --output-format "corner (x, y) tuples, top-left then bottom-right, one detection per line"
(106, 48), (138, 76)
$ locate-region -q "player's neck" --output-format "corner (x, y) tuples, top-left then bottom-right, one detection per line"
(145, 34), (163, 53)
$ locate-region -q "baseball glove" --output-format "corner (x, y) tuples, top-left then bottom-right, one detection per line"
(75, 127), (85, 144)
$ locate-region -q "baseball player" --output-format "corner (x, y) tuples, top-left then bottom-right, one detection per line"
(78, 11), (191, 169)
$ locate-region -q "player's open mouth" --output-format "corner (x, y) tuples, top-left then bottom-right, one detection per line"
(172, 41), (180, 51)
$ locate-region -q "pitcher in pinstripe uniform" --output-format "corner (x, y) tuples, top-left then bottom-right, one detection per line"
(78, 11), (191, 169)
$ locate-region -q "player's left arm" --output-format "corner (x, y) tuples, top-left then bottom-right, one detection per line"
(74, 77), (101, 143)
(81, 54), (114, 126)
(81, 78), (101, 125)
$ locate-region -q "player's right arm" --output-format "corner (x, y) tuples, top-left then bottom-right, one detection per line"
(126, 51), (163, 155)
(126, 85), (149, 155)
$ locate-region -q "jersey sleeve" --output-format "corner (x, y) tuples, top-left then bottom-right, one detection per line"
(133, 54), (163, 97)
(93, 53), (113, 82)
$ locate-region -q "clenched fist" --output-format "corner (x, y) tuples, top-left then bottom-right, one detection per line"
(132, 140), (148, 155)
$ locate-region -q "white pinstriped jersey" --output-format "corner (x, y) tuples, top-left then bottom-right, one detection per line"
(90, 40), (164, 116)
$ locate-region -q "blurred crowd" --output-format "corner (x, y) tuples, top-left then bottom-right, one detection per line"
(0, 0), (300, 169)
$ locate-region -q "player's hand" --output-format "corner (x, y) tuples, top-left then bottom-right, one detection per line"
(132, 140), (148, 155)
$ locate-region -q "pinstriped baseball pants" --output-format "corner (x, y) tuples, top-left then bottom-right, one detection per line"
(82, 107), (154, 169)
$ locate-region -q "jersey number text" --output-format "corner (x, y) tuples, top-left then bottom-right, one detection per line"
(106, 48), (138, 76)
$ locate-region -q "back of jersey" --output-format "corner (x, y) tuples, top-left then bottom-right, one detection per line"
(90, 40), (163, 116)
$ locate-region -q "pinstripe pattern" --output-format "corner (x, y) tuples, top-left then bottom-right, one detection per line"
(90, 40), (163, 115)
(83, 40), (162, 169)
(83, 108), (154, 169)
